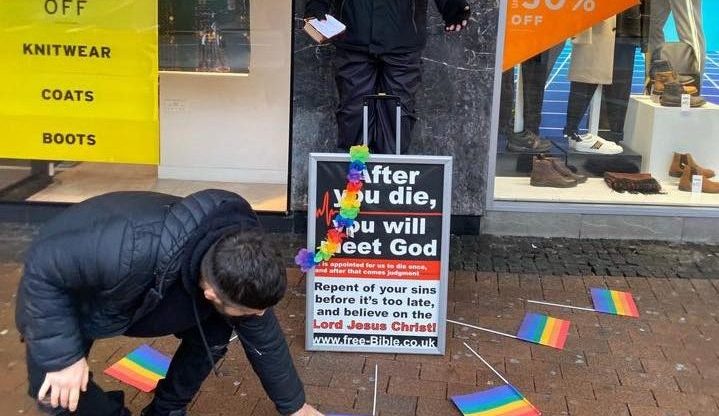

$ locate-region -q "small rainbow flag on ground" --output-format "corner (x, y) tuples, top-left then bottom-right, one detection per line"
(590, 288), (639, 318)
(516, 313), (570, 350)
(104, 344), (171, 393)
(452, 385), (540, 416)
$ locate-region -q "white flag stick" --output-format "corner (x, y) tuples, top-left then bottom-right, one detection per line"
(462, 342), (511, 385)
(447, 319), (518, 340)
(372, 364), (378, 416)
(526, 299), (597, 312)
(463, 343), (543, 416)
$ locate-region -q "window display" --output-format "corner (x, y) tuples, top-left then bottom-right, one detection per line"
(0, 0), (289, 212)
(493, 0), (719, 208)
(159, 0), (250, 74)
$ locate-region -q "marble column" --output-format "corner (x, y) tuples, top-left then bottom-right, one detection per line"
(290, 0), (499, 216)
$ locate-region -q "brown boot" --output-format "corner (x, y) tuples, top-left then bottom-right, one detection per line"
(678, 164), (719, 193)
(530, 158), (577, 188)
(669, 153), (715, 178)
(654, 72), (698, 95)
(546, 157), (587, 184)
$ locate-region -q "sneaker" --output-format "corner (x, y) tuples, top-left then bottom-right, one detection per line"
(507, 130), (552, 152)
(566, 132), (623, 155)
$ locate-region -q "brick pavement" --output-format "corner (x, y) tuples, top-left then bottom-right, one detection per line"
(3, 223), (719, 278)
(1, 224), (719, 414)
(268, 234), (719, 279)
(1, 260), (718, 415)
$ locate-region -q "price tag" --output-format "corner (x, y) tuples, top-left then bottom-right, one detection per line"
(692, 175), (703, 193)
(681, 94), (691, 112)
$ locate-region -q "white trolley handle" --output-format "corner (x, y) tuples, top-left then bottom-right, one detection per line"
(362, 93), (403, 155)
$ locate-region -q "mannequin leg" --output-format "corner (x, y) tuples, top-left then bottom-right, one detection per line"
(564, 82), (598, 136)
(668, 0), (705, 73)
(600, 42), (638, 142)
(648, 0), (671, 56)
(521, 43), (565, 134)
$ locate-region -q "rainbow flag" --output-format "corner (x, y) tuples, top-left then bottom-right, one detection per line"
(516, 313), (570, 350)
(452, 385), (540, 416)
(104, 345), (171, 393)
(590, 288), (639, 318)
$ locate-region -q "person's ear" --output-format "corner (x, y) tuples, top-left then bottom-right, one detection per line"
(203, 285), (220, 302)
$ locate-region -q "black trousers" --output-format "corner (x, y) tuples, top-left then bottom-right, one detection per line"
(565, 42), (638, 140)
(334, 47), (421, 154)
(499, 43), (564, 135)
(27, 285), (233, 416)
(599, 42), (638, 141)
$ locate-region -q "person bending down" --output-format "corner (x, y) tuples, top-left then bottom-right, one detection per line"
(16, 189), (322, 416)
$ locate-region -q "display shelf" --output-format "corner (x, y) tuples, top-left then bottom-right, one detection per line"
(494, 176), (719, 207)
(496, 135), (567, 177)
(556, 138), (643, 178)
(497, 136), (643, 178)
(624, 95), (719, 181)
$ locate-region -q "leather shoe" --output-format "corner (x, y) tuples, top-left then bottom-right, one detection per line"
(538, 155), (587, 183)
(530, 157), (577, 188)
(507, 130), (552, 153)
(678, 164), (719, 193)
(669, 152), (714, 178)
(660, 82), (706, 107)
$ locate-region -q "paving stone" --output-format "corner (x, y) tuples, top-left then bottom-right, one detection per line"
(626, 404), (692, 416)
(386, 377), (446, 400)
(566, 397), (631, 416)
(3, 225), (719, 415)
(653, 390), (719, 414)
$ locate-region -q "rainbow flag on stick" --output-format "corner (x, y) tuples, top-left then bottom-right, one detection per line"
(452, 385), (540, 416)
(104, 345), (171, 393)
(590, 288), (639, 318)
(459, 342), (542, 415)
(452, 385), (541, 416)
(527, 288), (640, 319)
(516, 313), (570, 350)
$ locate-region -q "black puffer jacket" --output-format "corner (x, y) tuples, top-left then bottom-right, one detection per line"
(305, 0), (470, 54)
(16, 189), (305, 414)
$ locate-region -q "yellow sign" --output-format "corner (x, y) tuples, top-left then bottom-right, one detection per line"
(503, 0), (639, 70)
(0, 0), (158, 164)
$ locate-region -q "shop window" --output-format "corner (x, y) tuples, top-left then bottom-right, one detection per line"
(159, 0), (251, 74)
(0, 0), (290, 212)
(493, 1), (719, 208)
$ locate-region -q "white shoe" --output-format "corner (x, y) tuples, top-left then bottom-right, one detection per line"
(567, 133), (623, 155)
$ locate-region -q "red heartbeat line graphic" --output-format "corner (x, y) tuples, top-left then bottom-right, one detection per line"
(315, 191), (337, 227)
(315, 190), (443, 228)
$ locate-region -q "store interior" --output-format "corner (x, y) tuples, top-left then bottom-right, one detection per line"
(494, 3), (719, 208)
(0, 0), (290, 213)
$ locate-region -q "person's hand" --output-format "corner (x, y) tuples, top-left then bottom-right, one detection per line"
(38, 357), (90, 412)
(445, 5), (471, 32)
(304, 7), (328, 21)
(290, 403), (324, 416)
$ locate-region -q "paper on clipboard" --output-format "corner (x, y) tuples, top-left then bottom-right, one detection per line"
(304, 14), (346, 43)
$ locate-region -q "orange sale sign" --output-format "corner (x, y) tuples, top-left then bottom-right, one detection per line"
(503, 0), (639, 70)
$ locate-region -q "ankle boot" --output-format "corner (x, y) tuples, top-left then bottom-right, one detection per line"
(530, 158), (577, 188)
(678, 164), (719, 193)
(651, 60), (698, 95)
(653, 72), (698, 95)
(669, 153), (715, 178)
(547, 157), (587, 183)
(660, 82), (706, 107)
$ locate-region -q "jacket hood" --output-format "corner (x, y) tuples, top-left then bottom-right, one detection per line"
(179, 199), (260, 296)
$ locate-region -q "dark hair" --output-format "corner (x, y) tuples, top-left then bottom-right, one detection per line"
(201, 231), (286, 310)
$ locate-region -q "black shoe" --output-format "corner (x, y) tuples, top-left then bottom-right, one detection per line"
(507, 130), (552, 152)
(660, 82), (706, 107)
